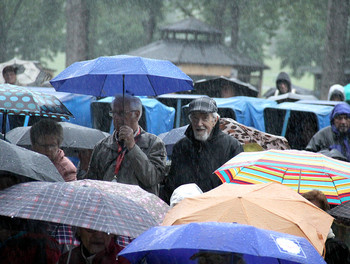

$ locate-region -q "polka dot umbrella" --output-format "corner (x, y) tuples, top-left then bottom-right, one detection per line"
(0, 84), (73, 137)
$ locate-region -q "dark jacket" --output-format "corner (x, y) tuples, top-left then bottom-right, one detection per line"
(164, 120), (243, 203)
(306, 103), (350, 161)
(85, 127), (167, 195)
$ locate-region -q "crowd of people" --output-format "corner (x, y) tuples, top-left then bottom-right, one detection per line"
(1, 67), (350, 263)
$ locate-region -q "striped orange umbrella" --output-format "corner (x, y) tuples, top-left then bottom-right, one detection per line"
(214, 149), (350, 205)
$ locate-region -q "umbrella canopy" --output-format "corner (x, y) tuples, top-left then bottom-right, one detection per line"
(0, 84), (72, 119)
(119, 222), (325, 264)
(267, 92), (319, 103)
(0, 58), (52, 86)
(6, 122), (110, 156)
(162, 182), (333, 255)
(0, 181), (157, 238)
(328, 201), (350, 225)
(194, 76), (259, 97)
(69, 179), (170, 224)
(0, 139), (63, 182)
(158, 125), (188, 157)
(219, 117), (290, 150)
(50, 55), (193, 97)
(0, 84), (73, 137)
(214, 149), (350, 205)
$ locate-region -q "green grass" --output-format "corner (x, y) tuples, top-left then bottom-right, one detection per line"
(41, 52), (66, 77)
(262, 55), (315, 94)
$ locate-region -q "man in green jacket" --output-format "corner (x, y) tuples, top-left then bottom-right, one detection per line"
(85, 95), (167, 195)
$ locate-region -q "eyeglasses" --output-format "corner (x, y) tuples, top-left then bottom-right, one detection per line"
(109, 110), (137, 117)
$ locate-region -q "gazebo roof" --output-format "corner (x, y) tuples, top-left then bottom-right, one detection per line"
(127, 40), (267, 70)
(160, 17), (222, 35)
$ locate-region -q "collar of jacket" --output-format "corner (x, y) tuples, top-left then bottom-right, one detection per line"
(185, 119), (221, 144)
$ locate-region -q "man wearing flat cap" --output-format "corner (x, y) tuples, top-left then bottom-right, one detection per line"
(163, 97), (243, 203)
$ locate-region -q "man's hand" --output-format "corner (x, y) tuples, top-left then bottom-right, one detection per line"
(118, 125), (135, 150)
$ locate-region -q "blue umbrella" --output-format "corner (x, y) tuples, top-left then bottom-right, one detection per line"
(119, 222), (325, 264)
(50, 55), (193, 97)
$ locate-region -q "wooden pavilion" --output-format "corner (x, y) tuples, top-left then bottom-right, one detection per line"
(127, 17), (268, 94)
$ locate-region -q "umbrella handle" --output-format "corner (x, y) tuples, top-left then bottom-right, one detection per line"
(122, 74), (125, 126)
(2, 111), (8, 139)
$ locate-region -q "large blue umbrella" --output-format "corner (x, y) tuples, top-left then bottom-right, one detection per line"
(50, 55), (193, 97)
(119, 222), (325, 264)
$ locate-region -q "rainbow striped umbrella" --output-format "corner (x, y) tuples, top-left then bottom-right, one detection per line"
(214, 149), (350, 205)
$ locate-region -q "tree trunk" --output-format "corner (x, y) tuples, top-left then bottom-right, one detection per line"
(65, 0), (88, 67)
(320, 0), (349, 99)
(229, 1), (239, 50)
(144, 7), (156, 44)
(213, 0), (227, 36)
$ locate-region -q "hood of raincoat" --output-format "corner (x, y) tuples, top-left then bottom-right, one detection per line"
(330, 102), (350, 133)
(276, 72), (291, 93)
(327, 84), (344, 101)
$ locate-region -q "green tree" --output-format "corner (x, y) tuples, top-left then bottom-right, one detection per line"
(274, 0), (328, 77)
(166, 0), (281, 62)
(0, 0), (65, 63)
(84, 0), (164, 59)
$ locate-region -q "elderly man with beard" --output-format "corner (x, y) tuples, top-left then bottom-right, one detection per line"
(163, 97), (243, 203)
(306, 102), (350, 161)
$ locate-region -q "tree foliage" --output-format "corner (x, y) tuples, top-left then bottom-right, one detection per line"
(274, 0), (328, 77)
(0, 0), (65, 63)
(85, 0), (164, 59)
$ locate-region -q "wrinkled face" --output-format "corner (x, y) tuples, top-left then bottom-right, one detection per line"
(32, 135), (60, 161)
(3, 71), (17, 84)
(79, 228), (113, 255)
(334, 114), (350, 133)
(189, 112), (217, 141)
(277, 81), (289, 94)
(111, 100), (139, 132)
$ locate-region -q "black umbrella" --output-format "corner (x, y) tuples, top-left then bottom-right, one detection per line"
(6, 122), (110, 156)
(194, 76), (258, 97)
(329, 201), (350, 225)
(0, 139), (64, 182)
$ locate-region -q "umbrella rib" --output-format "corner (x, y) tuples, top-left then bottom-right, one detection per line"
(145, 74), (158, 96)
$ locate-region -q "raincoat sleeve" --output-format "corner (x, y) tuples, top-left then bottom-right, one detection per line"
(84, 143), (104, 180)
(305, 127), (334, 152)
(126, 135), (167, 190)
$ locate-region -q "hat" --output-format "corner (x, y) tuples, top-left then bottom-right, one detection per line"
(188, 97), (217, 114)
(170, 183), (203, 208)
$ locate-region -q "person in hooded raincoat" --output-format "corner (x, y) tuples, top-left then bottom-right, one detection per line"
(273, 72), (296, 96)
(306, 102), (350, 161)
(328, 84), (345, 101)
